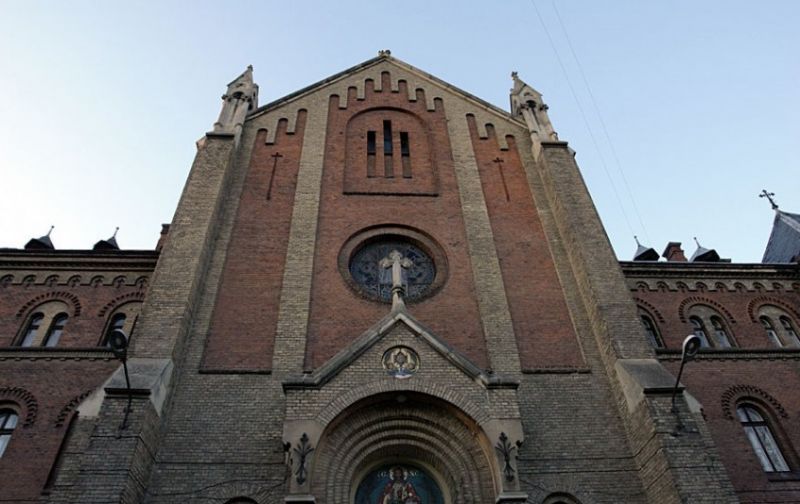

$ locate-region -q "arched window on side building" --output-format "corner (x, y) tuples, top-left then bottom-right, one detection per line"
(639, 311), (663, 348)
(0, 408), (19, 457)
(737, 403), (791, 473)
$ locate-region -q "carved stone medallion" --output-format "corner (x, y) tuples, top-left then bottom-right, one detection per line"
(382, 346), (419, 379)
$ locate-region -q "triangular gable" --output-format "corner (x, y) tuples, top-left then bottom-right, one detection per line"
(283, 307), (518, 390)
(249, 53), (521, 125)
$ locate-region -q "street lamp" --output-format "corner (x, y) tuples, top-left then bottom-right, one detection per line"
(107, 329), (133, 430)
(670, 334), (702, 413)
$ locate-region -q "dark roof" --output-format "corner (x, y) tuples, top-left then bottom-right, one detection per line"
(762, 210), (800, 263)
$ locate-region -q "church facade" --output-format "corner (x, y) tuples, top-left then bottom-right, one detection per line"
(1, 53), (799, 504)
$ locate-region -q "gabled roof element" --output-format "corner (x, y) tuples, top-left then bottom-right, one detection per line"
(632, 236), (659, 261)
(25, 226), (54, 250)
(282, 306), (517, 391)
(763, 210), (800, 263)
(93, 227), (120, 251)
(690, 238), (720, 263)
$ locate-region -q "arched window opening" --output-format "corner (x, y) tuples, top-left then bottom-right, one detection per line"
(19, 313), (44, 347)
(690, 317), (710, 348)
(780, 317), (800, 348)
(43, 313), (68, 348)
(0, 408), (18, 457)
(640, 313), (663, 348)
(737, 404), (790, 473)
(761, 317), (782, 347)
(103, 313), (127, 347)
(711, 316), (733, 348)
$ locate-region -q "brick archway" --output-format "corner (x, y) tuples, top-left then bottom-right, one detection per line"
(310, 392), (496, 504)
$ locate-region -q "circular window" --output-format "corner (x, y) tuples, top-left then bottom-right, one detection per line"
(339, 226), (447, 304)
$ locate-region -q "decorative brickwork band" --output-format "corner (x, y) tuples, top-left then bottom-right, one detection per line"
(678, 297), (736, 324)
(721, 385), (788, 420)
(0, 387), (38, 427)
(16, 291), (82, 317)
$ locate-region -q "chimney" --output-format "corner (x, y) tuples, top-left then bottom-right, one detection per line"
(662, 242), (687, 262)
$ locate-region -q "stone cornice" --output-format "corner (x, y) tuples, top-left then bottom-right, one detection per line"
(656, 347), (800, 361)
(620, 260), (799, 279)
(0, 250), (158, 271)
(0, 347), (117, 361)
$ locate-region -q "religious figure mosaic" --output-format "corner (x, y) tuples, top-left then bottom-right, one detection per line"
(355, 465), (444, 504)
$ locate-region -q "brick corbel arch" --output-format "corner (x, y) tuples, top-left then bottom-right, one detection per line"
(15, 291), (82, 318)
(54, 389), (93, 427)
(746, 297), (800, 323)
(97, 292), (145, 317)
(678, 297), (736, 324)
(634, 298), (665, 323)
(0, 387), (39, 427)
(721, 385), (788, 420)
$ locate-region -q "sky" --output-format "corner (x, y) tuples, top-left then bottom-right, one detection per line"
(1, 1), (798, 262)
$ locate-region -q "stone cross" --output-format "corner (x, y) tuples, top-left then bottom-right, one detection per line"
(379, 249), (413, 309)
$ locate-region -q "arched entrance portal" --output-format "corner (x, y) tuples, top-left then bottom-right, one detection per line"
(310, 392), (496, 503)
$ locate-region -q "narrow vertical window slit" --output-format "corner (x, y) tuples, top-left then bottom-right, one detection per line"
(366, 131), (376, 177)
(383, 120), (394, 178)
(400, 131), (411, 178)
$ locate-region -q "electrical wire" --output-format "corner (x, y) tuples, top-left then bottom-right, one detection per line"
(550, 0), (651, 244)
(529, 0), (639, 243)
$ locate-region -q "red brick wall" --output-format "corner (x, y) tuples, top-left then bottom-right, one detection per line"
(468, 117), (583, 369)
(203, 111), (307, 371)
(0, 281), (145, 348)
(663, 359), (800, 501)
(629, 274), (800, 500)
(306, 72), (489, 369)
(0, 359), (119, 501)
(632, 285), (800, 350)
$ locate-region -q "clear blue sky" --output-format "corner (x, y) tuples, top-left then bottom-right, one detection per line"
(1, 1), (798, 262)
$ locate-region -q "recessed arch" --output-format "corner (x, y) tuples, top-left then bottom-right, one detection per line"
(311, 392), (497, 504)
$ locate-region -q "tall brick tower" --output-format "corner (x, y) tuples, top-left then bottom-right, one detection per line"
(31, 53), (743, 503)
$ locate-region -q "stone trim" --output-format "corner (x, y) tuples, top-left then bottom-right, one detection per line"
(656, 348), (800, 361)
(283, 310), (517, 396)
(445, 109), (520, 374)
(272, 101), (329, 373)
